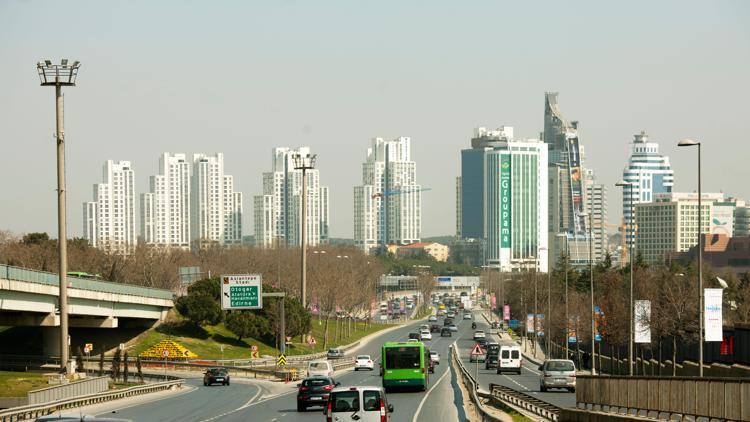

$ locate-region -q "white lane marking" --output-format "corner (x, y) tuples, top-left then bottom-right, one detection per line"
(95, 384), (197, 416)
(198, 384), (264, 422)
(523, 360), (541, 375)
(502, 374), (530, 391)
(411, 340), (455, 422)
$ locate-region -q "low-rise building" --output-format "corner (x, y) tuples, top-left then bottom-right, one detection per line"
(668, 234), (750, 274)
(387, 242), (450, 262)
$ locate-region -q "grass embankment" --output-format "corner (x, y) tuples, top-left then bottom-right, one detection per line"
(129, 318), (393, 360)
(0, 371), (48, 397)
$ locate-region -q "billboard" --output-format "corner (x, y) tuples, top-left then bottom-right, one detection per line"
(594, 306), (604, 342)
(705, 288), (723, 342)
(499, 154), (512, 248)
(634, 300), (651, 343)
(567, 136), (586, 234)
(526, 314), (535, 333)
(710, 205), (734, 237)
(568, 317), (578, 343)
(503, 304), (510, 321)
(491, 294), (497, 311)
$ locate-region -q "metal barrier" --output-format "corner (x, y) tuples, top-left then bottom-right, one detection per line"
(487, 384), (561, 421)
(451, 344), (506, 422)
(0, 379), (183, 422)
(27, 376), (109, 405)
(576, 375), (750, 421)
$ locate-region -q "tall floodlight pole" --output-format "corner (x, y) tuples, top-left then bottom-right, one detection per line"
(37, 59), (80, 373)
(580, 211), (596, 375)
(530, 255), (537, 357)
(293, 152), (316, 342)
(539, 246), (550, 357)
(678, 139), (703, 377)
(555, 233), (570, 359)
(616, 180), (635, 375)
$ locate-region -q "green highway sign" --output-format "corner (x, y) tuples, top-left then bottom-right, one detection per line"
(221, 274), (263, 310)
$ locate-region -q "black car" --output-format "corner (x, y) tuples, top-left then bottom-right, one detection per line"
(440, 327), (452, 337)
(430, 324), (441, 333)
(443, 318), (454, 326)
(203, 368), (230, 386)
(297, 376), (339, 411)
(408, 332), (420, 340)
(485, 353), (499, 369)
(476, 338), (489, 350)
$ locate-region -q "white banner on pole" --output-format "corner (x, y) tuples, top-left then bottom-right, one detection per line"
(634, 300), (651, 344)
(704, 288), (723, 342)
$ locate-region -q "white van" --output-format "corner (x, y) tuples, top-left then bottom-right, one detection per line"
(325, 385), (393, 422)
(308, 360), (334, 379)
(496, 345), (522, 375)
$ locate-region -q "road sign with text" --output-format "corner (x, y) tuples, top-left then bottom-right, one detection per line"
(221, 274), (263, 310)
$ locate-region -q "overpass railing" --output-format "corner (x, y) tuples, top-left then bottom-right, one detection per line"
(27, 376), (109, 405)
(576, 375), (750, 421)
(0, 264), (173, 300)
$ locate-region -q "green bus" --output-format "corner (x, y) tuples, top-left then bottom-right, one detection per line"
(380, 341), (428, 391)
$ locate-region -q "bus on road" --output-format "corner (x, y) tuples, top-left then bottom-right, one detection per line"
(380, 341), (428, 391)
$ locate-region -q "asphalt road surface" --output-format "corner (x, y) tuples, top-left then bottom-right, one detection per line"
(93, 316), (470, 422)
(458, 313), (576, 410)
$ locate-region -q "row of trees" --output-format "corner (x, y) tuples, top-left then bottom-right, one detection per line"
(483, 253), (750, 375)
(0, 232), (386, 351)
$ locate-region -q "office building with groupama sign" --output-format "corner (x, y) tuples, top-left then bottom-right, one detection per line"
(459, 126), (549, 272)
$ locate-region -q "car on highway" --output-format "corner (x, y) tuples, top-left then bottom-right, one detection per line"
(354, 355), (375, 371)
(476, 338), (489, 350)
(446, 311), (455, 318)
(443, 318), (454, 326)
(448, 323), (458, 332)
(440, 327), (452, 337)
(428, 315), (438, 322)
(463, 313), (472, 320)
(297, 375), (339, 411)
(408, 332), (420, 340)
(419, 330), (432, 341)
(326, 385), (394, 421)
(420, 324), (430, 331)
(430, 324), (441, 333)
(307, 360), (334, 379)
(327, 348), (345, 359)
(473, 330), (486, 340)
(539, 359), (577, 392)
(497, 345), (522, 375)
(429, 350), (440, 364)
(437, 309), (446, 316)
(406, 338), (419, 343)
(203, 368), (230, 386)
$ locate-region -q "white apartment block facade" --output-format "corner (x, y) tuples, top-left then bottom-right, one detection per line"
(622, 131), (674, 245)
(354, 137), (422, 254)
(191, 153), (243, 247)
(585, 168), (609, 262)
(83, 160), (136, 254)
(635, 192), (725, 265)
(141, 153), (191, 249)
(253, 147), (329, 248)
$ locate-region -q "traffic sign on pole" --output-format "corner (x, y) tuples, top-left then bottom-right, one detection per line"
(470, 343), (483, 356)
(162, 349), (169, 358)
(83, 343), (93, 354)
(277, 354), (287, 366)
(221, 274), (262, 310)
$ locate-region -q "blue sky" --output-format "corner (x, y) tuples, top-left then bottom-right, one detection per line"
(1, 0), (749, 238)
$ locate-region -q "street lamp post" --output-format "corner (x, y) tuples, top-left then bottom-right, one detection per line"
(293, 152), (316, 342)
(555, 233), (570, 359)
(580, 211), (596, 375)
(678, 139), (704, 377)
(539, 246), (551, 358)
(616, 180), (636, 375)
(529, 256), (537, 358)
(37, 59), (80, 373)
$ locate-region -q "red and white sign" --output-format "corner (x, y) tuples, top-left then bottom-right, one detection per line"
(162, 349), (169, 358)
(83, 343), (93, 354)
(308, 336), (317, 345)
(250, 344), (258, 351)
(470, 343), (484, 356)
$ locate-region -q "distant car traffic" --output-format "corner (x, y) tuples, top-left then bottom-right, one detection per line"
(473, 330), (486, 340)
(203, 368), (230, 386)
(307, 360), (334, 379)
(463, 313), (472, 320)
(419, 330), (432, 341)
(440, 327), (452, 337)
(327, 348), (345, 359)
(428, 315), (438, 322)
(408, 332), (420, 340)
(430, 324), (441, 333)
(297, 375), (338, 411)
(429, 350), (440, 364)
(448, 323), (458, 332)
(355, 355), (375, 371)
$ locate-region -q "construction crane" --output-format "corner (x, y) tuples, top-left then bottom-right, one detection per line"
(371, 187), (432, 199)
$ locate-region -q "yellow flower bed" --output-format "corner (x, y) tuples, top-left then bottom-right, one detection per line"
(139, 339), (197, 359)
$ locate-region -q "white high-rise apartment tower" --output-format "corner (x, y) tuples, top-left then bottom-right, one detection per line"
(141, 153), (191, 249)
(191, 153), (243, 247)
(622, 131), (674, 246)
(354, 137), (421, 254)
(584, 168), (608, 262)
(83, 160), (136, 254)
(253, 147), (329, 248)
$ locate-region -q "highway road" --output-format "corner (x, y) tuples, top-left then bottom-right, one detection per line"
(457, 313), (576, 410)
(83, 309), (574, 421)
(89, 315), (470, 422)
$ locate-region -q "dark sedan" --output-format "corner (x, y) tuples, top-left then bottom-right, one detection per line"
(203, 368), (230, 386)
(297, 376), (339, 411)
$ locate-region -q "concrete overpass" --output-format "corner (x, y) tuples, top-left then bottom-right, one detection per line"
(0, 264), (174, 353)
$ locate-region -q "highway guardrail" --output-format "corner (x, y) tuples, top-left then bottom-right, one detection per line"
(487, 384), (561, 421)
(0, 378), (183, 422)
(451, 344), (506, 422)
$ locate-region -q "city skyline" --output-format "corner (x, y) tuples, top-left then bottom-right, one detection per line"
(2, 1), (749, 239)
